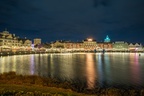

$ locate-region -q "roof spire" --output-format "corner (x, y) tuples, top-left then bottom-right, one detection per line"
(104, 35), (111, 42)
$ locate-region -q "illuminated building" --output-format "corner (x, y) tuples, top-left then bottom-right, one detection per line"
(82, 38), (97, 51)
(34, 38), (41, 45)
(41, 36), (144, 52)
(0, 29), (32, 52)
(112, 41), (129, 51)
(50, 38), (113, 52)
(96, 35), (112, 51)
(51, 40), (65, 48)
(97, 42), (113, 51)
(129, 43), (143, 52)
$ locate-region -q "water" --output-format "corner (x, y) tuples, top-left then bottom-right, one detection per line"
(0, 53), (144, 89)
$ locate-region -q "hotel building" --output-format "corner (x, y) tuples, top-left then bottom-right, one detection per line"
(112, 41), (129, 51)
(50, 35), (143, 52)
(0, 30), (142, 53)
(129, 43), (143, 52)
(81, 38), (97, 51)
(97, 35), (113, 51)
(0, 30), (32, 52)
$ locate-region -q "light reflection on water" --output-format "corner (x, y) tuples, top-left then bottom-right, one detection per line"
(86, 54), (96, 89)
(0, 53), (144, 89)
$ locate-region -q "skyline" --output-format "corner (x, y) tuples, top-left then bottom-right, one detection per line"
(0, 0), (144, 43)
(1, 29), (143, 46)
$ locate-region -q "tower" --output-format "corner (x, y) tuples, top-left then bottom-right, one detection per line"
(104, 35), (110, 42)
(34, 38), (41, 45)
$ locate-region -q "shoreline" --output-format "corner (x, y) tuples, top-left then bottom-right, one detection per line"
(0, 51), (143, 56)
(0, 72), (144, 95)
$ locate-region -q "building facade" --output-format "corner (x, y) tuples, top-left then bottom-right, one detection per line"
(97, 42), (113, 51)
(34, 38), (41, 45)
(0, 30), (32, 52)
(112, 41), (129, 51)
(81, 38), (97, 51)
(129, 43), (143, 52)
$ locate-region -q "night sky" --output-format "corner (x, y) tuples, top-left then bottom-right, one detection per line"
(0, 0), (144, 44)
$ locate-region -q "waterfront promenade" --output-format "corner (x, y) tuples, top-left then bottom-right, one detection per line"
(0, 51), (47, 56)
(0, 50), (143, 56)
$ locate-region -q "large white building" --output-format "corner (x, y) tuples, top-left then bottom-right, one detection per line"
(0, 30), (32, 52)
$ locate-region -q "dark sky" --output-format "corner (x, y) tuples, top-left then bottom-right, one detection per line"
(0, 0), (144, 44)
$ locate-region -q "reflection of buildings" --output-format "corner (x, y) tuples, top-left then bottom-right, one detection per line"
(129, 53), (141, 85)
(0, 30), (32, 52)
(86, 54), (96, 89)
